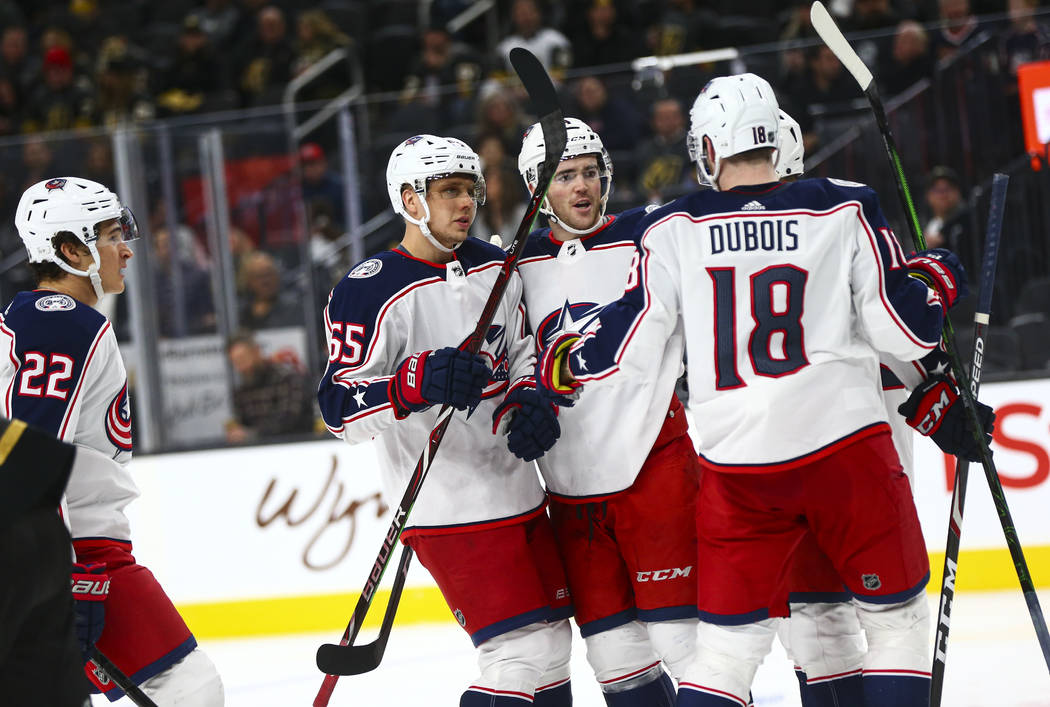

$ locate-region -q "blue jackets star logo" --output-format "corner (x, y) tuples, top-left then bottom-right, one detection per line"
(537, 300), (604, 347)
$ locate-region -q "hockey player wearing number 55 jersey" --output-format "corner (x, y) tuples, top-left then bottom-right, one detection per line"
(317, 135), (573, 707)
(516, 118), (698, 707)
(535, 74), (972, 707)
(0, 178), (224, 704)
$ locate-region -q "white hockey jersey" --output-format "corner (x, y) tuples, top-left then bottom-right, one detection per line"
(517, 207), (685, 498)
(567, 178), (946, 472)
(318, 239), (546, 534)
(0, 290), (138, 540)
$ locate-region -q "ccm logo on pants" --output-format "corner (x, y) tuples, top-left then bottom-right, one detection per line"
(636, 566), (693, 582)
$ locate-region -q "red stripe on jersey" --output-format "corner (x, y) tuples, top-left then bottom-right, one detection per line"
(59, 321), (110, 440)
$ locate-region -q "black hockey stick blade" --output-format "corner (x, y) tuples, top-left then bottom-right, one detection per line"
(316, 545), (413, 675)
(90, 649), (159, 707)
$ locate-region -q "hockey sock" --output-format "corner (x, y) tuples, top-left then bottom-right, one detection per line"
(533, 679), (572, 706)
(460, 688), (532, 706)
(676, 683), (749, 706)
(803, 673), (864, 707)
(863, 673), (931, 707)
(602, 672), (675, 707)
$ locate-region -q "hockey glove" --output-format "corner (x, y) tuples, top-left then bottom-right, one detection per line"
(492, 385), (561, 462)
(535, 332), (582, 407)
(898, 374), (995, 462)
(71, 562), (109, 662)
(906, 248), (969, 309)
(390, 347), (491, 417)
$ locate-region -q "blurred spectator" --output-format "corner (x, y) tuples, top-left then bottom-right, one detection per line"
(19, 136), (57, 193)
(0, 72), (17, 136)
(300, 142), (346, 230)
(646, 0), (714, 56)
(1001, 0), (1050, 77)
(634, 97), (692, 202)
(234, 5), (294, 107)
(922, 166), (972, 267)
(230, 226), (259, 297)
(399, 26), (483, 130)
(238, 251), (302, 329)
(94, 36), (154, 128)
(844, 0), (900, 77)
(21, 46), (95, 133)
(570, 0), (644, 68)
(199, 0), (242, 47)
(225, 331), (316, 444)
(81, 137), (113, 185)
(777, 0), (818, 92)
(930, 0), (980, 62)
(1, 26), (35, 104)
(572, 75), (641, 151)
(476, 132), (510, 171)
(292, 9), (351, 101)
(471, 165), (526, 242)
(495, 0), (572, 75)
(157, 14), (229, 116)
(880, 20), (935, 97)
(476, 86), (529, 156)
(153, 226), (216, 337)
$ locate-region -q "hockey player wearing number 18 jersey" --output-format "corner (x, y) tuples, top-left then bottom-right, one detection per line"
(535, 74), (971, 707)
(317, 135), (573, 706)
(515, 118), (699, 707)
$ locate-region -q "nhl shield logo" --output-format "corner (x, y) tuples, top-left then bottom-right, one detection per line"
(348, 259), (383, 279)
(862, 573), (882, 591)
(454, 609), (466, 627)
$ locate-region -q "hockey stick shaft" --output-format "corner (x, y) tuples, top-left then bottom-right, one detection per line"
(312, 48), (566, 701)
(90, 648), (159, 707)
(811, 1), (1050, 673)
(929, 173), (1007, 706)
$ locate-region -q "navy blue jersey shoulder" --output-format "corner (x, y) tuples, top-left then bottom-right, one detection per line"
(522, 205), (656, 259)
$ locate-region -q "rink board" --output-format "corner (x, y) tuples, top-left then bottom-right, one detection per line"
(124, 378), (1050, 638)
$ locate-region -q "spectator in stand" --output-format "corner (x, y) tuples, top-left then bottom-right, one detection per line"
(157, 13), (229, 117)
(634, 97), (692, 202)
(844, 0), (901, 79)
(292, 9), (351, 102)
(81, 137), (113, 185)
(495, 0), (572, 75)
(300, 142), (345, 231)
(572, 75), (641, 151)
(233, 5), (294, 107)
(94, 37), (154, 128)
(471, 164), (526, 242)
(198, 0), (242, 48)
(923, 166), (973, 271)
(880, 20), (935, 97)
(931, 0), (980, 62)
(21, 45), (95, 133)
(0, 72), (16, 136)
(153, 226), (216, 338)
(399, 26), (483, 130)
(570, 0), (644, 68)
(646, 0), (715, 56)
(475, 85), (529, 156)
(476, 132), (510, 171)
(1001, 0), (1050, 76)
(237, 250), (302, 330)
(1, 26), (34, 105)
(225, 331), (316, 444)
(19, 136), (57, 193)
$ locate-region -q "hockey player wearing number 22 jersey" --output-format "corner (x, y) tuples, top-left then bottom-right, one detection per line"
(536, 74), (970, 707)
(0, 177), (224, 704)
(516, 118), (698, 707)
(318, 135), (573, 707)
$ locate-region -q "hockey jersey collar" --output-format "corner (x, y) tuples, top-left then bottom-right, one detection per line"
(726, 181), (785, 195)
(545, 213), (618, 247)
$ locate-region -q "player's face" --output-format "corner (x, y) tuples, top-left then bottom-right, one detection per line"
(547, 155), (601, 233)
(94, 218), (134, 294)
(424, 175), (478, 247)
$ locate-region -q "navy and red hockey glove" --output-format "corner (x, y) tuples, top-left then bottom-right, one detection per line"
(389, 347), (491, 417)
(534, 332), (582, 407)
(906, 248), (969, 309)
(492, 384), (561, 462)
(71, 562), (109, 661)
(898, 374), (995, 462)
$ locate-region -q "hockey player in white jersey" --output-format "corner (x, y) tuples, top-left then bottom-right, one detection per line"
(770, 110), (995, 707)
(533, 73), (973, 707)
(317, 135), (572, 706)
(516, 118), (700, 706)
(0, 177), (224, 704)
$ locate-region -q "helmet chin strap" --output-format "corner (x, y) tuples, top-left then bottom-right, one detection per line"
(406, 196), (458, 253)
(542, 196), (608, 237)
(53, 244), (105, 303)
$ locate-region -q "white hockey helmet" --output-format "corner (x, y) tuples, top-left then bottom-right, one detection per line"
(15, 177), (138, 301)
(774, 109), (805, 180)
(386, 134), (486, 253)
(518, 117), (613, 235)
(687, 73), (780, 190)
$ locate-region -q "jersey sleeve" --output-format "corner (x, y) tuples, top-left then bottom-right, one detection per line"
(317, 280), (406, 444)
(569, 227), (681, 383)
(850, 188), (944, 361)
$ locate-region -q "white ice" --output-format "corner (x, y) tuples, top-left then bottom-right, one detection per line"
(93, 589), (1050, 706)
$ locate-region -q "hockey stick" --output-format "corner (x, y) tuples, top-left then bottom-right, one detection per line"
(312, 47), (566, 701)
(810, 1), (1050, 673)
(930, 173), (1007, 706)
(90, 648), (159, 707)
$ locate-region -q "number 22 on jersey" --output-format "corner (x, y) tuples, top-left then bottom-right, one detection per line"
(707, 264), (809, 390)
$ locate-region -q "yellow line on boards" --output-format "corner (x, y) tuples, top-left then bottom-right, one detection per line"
(178, 546), (1050, 640)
